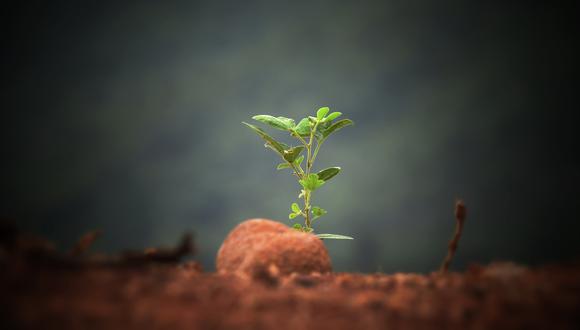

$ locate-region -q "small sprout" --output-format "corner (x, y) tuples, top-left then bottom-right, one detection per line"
(244, 106), (354, 240)
(289, 203), (302, 219)
(299, 173), (325, 191)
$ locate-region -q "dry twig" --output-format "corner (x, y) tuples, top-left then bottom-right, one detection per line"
(440, 199), (467, 273)
(69, 230), (102, 257)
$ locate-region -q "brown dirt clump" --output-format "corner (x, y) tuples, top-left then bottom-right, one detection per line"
(216, 219), (332, 277)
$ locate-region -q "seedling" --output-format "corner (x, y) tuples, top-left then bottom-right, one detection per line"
(243, 107), (354, 240)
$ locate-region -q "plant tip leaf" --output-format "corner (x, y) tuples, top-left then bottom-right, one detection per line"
(316, 107), (330, 120)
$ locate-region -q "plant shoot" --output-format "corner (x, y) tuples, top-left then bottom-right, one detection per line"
(243, 107), (354, 240)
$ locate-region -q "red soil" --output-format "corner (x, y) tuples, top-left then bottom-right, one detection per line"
(216, 219), (331, 277)
(2, 261), (580, 329)
(1, 220), (579, 329)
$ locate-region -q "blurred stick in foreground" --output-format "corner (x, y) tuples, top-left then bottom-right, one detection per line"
(69, 230), (102, 257)
(440, 199), (467, 274)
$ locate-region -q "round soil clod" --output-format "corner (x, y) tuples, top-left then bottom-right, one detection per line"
(216, 219), (332, 276)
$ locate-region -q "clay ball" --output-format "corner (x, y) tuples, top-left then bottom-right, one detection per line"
(216, 219), (332, 277)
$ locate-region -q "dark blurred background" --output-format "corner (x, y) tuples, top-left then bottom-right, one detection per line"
(2, 0), (578, 273)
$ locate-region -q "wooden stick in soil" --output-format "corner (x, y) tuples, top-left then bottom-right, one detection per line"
(440, 199), (467, 274)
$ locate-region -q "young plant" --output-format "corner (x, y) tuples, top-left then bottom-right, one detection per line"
(243, 107), (354, 240)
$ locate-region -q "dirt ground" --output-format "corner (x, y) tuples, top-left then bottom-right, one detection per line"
(1, 221), (579, 330)
(2, 260), (580, 330)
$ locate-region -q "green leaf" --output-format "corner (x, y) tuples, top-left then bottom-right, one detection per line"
(316, 233), (354, 240)
(316, 107), (329, 120)
(291, 203), (301, 213)
(317, 167), (341, 182)
(276, 141), (291, 149)
(314, 131), (324, 141)
(313, 177), (326, 190)
(312, 206), (327, 220)
(292, 223), (303, 230)
(299, 173), (325, 191)
(294, 155), (304, 167)
(252, 115), (294, 130)
(283, 146), (304, 162)
(276, 116), (296, 129)
(321, 119), (354, 139)
(325, 112), (342, 121)
(320, 120), (333, 129)
(277, 163), (292, 170)
(289, 213), (297, 219)
(264, 142), (291, 159)
(294, 118), (311, 136)
(314, 120), (332, 141)
(243, 122), (286, 155)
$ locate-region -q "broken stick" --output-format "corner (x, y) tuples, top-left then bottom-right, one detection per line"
(440, 199), (467, 274)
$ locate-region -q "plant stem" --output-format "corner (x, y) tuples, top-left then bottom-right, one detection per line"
(302, 121), (319, 230)
(304, 190), (311, 228)
(293, 133), (308, 147)
(306, 122), (318, 172)
(303, 141), (312, 229)
(290, 163), (304, 177)
(310, 139), (325, 165)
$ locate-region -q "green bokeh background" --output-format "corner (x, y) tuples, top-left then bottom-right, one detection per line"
(5, 1), (578, 272)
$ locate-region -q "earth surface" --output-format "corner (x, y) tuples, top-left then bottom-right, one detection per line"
(2, 260), (580, 329)
(1, 222), (579, 330)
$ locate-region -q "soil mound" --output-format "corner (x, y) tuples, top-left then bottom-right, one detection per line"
(216, 219), (332, 277)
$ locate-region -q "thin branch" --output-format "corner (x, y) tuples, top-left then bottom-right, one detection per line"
(69, 230), (102, 257)
(439, 199), (467, 274)
(310, 139), (324, 165)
